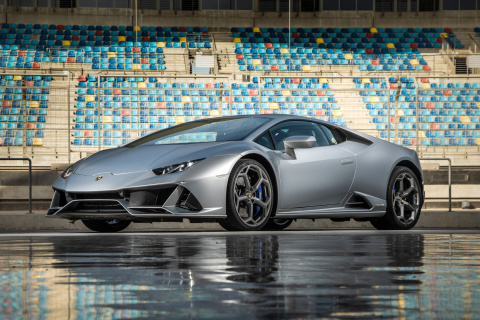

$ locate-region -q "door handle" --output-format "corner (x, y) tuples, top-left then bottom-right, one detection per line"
(341, 157), (354, 165)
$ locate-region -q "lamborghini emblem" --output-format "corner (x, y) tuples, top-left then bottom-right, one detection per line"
(95, 176), (103, 181)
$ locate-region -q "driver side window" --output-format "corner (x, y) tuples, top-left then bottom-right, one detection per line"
(269, 121), (330, 150)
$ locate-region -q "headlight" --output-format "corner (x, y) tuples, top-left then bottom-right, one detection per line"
(152, 159), (204, 176)
(61, 166), (73, 179)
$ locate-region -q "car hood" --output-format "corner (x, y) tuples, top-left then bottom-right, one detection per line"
(73, 142), (232, 176)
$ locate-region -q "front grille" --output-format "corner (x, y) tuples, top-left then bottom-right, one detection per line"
(74, 200), (126, 212)
(72, 193), (121, 200)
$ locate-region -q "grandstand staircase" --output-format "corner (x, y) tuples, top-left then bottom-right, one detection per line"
(164, 48), (189, 74)
(329, 81), (378, 136)
(216, 42), (237, 74)
(422, 54), (453, 74)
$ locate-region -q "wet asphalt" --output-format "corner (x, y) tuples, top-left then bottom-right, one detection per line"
(0, 229), (479, 319)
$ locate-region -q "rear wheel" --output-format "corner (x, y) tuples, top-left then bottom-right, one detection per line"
(263, 218), (293, 231)
(82, 219), (131, 232)
(224, 159), (275, 231)
(371, 166), (422, 230)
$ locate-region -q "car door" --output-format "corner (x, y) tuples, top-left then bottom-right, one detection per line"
(267, 120), (356, 209)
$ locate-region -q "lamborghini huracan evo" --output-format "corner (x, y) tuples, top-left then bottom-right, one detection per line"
(48, 115), (424, 232)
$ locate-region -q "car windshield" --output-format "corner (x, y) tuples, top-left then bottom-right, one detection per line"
(125, 117), (272, 147)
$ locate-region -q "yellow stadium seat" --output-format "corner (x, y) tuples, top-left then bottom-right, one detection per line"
(157, 42), (165, 48)
(180, 37), (186, 42)
(182, 96), (191, 103)
(344, 53), (353, 60)
(461, 116), (471, 123)
(477, 138), (480, 145)
(133, 64), (141, 70)
(138, 82), (146, 88)
(253, 59), (261, 65)
(86, 95), (95, 102)
(440, 32), (448, 38)
(419, 131), (426, 138)
(361, 78), (371, 84)
(108, 52), (116, 58)
(210, 110), (219, 117)
(371, 27), (378, 33)
(282, 91), (291, 96)
(33, 138), (43, 146)
(118, 36), (126, 42)
(410, 59), (419, 65)
(280, 48), (289, 54)
(398, 110), (405, 116)
(253, 27), (260, 33)
(422, 83), (431, 89)
(270, 103), (279, 109)
(333, 110), (343, 117)
(387, 43), (395, 49)
(103, 116), (112, 123)
(371, 97), (380, 103)
(319, 78), (328, 84)
(302, 65), (311, 71)
(63, 40), (70, 46)
(316, 38), (324, 44)
(176, 116), (186, 123)
(29, 101), (39, 108)
(134, 26), (140, 31)
(13, 76), (22, 81)
(233, 38), (241, 43)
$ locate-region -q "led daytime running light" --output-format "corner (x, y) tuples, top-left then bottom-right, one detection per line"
(152, 159), (204, 176)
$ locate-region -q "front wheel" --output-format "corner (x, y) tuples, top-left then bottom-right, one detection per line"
(371, 166), (423, 230)
(82, 219), (131, 232)
(224, 159), (275, 231)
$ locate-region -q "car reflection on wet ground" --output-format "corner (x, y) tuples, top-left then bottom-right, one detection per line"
(0, 230), (479, 319)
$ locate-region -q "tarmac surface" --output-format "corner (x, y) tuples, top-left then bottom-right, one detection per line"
(0, 229), (479, 319)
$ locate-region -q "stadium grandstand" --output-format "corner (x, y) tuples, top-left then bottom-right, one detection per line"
(0, 0), (479, 211)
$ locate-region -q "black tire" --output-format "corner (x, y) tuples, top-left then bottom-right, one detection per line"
(82, 219), (131, 232)
(371, 166), (423, 230)
(225, 159), (275, 231)
(218, 219), (237, 231)
(263, 218), (293, 231)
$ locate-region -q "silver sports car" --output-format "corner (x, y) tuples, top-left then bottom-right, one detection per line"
(48, 115), (424, 232)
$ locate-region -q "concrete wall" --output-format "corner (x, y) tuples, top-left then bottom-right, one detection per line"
(1, 7), (480, 30)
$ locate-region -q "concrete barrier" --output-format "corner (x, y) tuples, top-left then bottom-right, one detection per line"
(0, 209), (478, 231)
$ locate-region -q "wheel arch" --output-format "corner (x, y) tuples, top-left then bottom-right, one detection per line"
(239, 153), (279, 218)
(393, 159), (424, 204)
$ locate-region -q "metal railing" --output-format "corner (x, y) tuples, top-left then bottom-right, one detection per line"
(419, 157), (452, 212)
(0, 157), (32, 214)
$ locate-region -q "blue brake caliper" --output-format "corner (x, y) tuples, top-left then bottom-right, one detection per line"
(254, 184), (263, 218)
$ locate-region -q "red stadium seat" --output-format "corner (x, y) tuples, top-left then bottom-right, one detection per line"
(57, 24), (65, 30)
(430, 123), (439, 130)
(265, 43), (273, 48)
(67, 57), (75, 63)
(78, 75), (87, 82)
(142, 36), (149, 42)
(206, 83), (213, 88)
(315, 110), (324, 116)
(444, 28), (452, 33)
(423, 65), (431, 71)
(249, 90), (258, 96)
(436, 38), (442, 43)
(426, 103), (435, 109)
(390, 116), (396, 123)
(141, 58), (148, 64)
(366, 48), (373, 54)
(2, 101), (12, 107)
(292, 78), (300, 84)
(443, 90), (452, 96)
(25, 81), (33, 86)
(271, 65), (279, 71)
(157, 102), (165, 108)
(33, 62), (41, 68)
(121, 109), (130, 115)
(113, 90), (121, 95)
(366, 33), (373, 38)
(371, 59), (379, 65)
(133, 47), (140, 52)
(316, 91), (325, 96)
(95, 30), (103, 36)
(236, 54), (244, 59)
(179, 27), (186, 32)
(292, 33), (299, 38)
(18, 51), (26, 57)
(72, 35), (79, 41)
(421, 78), (429, 83)
(410, 43), (418, 49)
(26, 123), (35, 129)
(390, 83), (397, 89)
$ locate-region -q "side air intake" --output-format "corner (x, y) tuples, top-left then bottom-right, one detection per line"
(345, 193), (373, 210)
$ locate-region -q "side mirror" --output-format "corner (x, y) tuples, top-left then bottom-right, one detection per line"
(283, 136), (316, 159)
